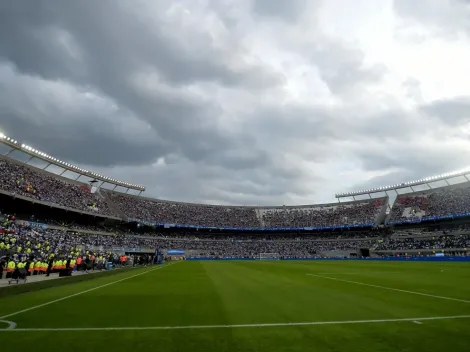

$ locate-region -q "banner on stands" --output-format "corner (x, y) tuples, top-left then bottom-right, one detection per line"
(15, 220), (48, 230)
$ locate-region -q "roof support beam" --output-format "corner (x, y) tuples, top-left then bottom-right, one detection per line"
(4, 147), (14, 156)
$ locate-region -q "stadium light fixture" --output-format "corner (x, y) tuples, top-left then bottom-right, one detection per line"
(336, 166), (470, 198)
(2, 134), (146, 190)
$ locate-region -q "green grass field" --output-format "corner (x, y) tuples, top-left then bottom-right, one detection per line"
(1, 261), (470, 352)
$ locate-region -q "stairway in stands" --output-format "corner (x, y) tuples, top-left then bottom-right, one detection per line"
(100, 190), (128, 219)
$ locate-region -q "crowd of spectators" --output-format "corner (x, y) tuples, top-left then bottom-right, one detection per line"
(0, 220), (379, 265)
(0, 156), (387, 229)
(109, 193), (386, 229)
(108, 193), (261, 228)
(136, 232), (379, 242)
(390, 185), (470, 223)
(0, 159), (115, 216)
(138, 232), (378, 258)
(261, 199), (385, 228)
(157, 238), (374, 259)
(2, 221), (469, 267)
(376, 234), (470, 251)
(389, 195), (427, 222)
(427, 186), (470, 217)
(4, 154), (470, 231)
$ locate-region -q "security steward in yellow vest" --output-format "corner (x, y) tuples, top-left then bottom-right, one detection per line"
(7, 260), (16, 278)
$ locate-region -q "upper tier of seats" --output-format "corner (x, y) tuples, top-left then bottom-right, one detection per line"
(389, 184), (470, 223)
(0, 158), (115, 216)
(107, 192), (386, 228)
(5, 156), (470, 229)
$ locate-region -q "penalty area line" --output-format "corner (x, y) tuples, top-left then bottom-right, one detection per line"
(1, 315), (470, 332)
(307, 274), (470, 304)
(0, 262), (178, 321)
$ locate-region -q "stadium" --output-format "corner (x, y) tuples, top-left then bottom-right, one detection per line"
(2, 2), (470, 350)
(0, 133), (469, 352)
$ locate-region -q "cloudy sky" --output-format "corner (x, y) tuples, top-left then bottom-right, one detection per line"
(1, 0), (470, 206)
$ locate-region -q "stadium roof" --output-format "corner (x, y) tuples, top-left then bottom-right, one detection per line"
(0, 132), (145, 191)
(335, 168), (470, 198)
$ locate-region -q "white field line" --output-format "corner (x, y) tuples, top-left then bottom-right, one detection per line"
(306, 274), (470, 303)
(310, 272), (400, 275)
(0, 320), (17, 329)
(0, 262), (177, 320)
(1, 315), (470, 332)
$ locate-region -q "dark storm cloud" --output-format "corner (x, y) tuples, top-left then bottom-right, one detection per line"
(0, 0), (279, 169)
(0, 0), (307, 204)
(0, 1), (282, 88)
(0, 61), (167, 167)
(0, 111), (164, 167)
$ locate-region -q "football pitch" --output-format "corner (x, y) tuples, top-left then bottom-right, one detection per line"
(1, 261), (469, 352)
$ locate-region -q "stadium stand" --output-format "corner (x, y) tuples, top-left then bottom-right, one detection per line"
(108, 192), (386, 229)
(375, 234), (470, 251)
(0, 158), (116, 217)
(389, 184), (470, 224)
(108, 193), (261, 228)
(261, 198), (386, 228)
(0, 155), (386, 229)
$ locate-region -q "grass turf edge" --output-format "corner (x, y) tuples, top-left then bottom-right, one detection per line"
(0, 267), (137, 299)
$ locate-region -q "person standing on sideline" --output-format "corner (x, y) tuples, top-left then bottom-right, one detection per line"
(76, 256), (82, 271)
(46, 257), (54, 277)
(0, 256), (6, 279)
